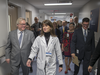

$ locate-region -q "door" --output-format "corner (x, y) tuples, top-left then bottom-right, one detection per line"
(8, 4), (18, 31)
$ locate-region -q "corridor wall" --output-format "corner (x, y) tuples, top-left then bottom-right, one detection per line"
(0, 0), (8, 58)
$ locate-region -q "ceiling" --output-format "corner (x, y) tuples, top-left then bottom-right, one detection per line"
(25, 0), (91, 16)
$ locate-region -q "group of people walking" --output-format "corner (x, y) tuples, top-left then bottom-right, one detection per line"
(5, 16), (100, 75)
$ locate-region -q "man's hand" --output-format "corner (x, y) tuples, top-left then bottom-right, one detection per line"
(26, 59), (31, 67)
(59, 67), (63, 72)
(6, 59), (10, 64)
(37, 28), (41, 31)
(71, 53), (75, 58)
(88, 66), (93, 73)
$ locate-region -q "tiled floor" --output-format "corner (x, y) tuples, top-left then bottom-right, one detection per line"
(19, 59), (95, 75)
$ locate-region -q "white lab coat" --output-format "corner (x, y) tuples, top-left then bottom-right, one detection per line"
(29, 35), (63, 75)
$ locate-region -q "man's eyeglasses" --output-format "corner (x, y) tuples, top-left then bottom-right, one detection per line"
(83, 24), (89, 26)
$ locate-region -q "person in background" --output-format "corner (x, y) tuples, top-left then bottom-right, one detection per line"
(57, 20), (62, 28)
(26, 20), (63, 75)
(59, 21), (69, 44)
(62, 22), (75, 74)
(74, 16), (82, 29)
(26, 22), (31, 30)
(70, 18), (73, 23)
(71, 18), (95, 75)
(59, 21), (69, 59)
(31, 17), (42, 37)
(53, 22), (61, 42)
(67, 18), (74, 28)
(65, 21), (68, 26)
(88, 38), (100, 75)
(5, 17), (35, 75)
(26, 22), (33, 73)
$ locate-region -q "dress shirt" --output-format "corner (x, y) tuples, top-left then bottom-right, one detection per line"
(82, 27), (88, 36)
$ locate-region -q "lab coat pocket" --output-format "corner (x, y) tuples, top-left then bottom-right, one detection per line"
(37, 60), (45, 70)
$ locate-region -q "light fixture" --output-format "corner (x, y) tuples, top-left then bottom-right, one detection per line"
(52, 13), (66, 14)
(44, 3), (72, 6)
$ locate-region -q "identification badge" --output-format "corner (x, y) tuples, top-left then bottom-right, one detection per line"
(76, 49), (79, 54)
(46, 52), (52, 57)
(67, 33), (69, 37)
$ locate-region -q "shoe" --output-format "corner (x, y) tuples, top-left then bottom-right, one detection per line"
(73, 74), (77, 75)
(65, 71), (68, 74)
(68, 68), (71, 71)
(30, 67), (33, 73)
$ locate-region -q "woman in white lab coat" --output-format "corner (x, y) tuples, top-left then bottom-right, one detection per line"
(26, 20), (63, 75)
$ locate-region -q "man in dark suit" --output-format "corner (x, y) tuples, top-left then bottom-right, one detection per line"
(5, 17), (35, 75)
(59, 21), (69, 43)
(88, 38), (100, 75)
(71, 18), (95, 75)
(74, 16), (82, 29)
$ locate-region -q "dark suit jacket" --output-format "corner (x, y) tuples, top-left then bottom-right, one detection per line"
(89, 39), (100, 75)
(59, 26), (69, 43)
(75, 23), (82, 30)
(71, 28), (95, 60)
(55, 28), (61, 42)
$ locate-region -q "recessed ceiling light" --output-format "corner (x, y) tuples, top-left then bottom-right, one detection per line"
(44, 3), (72, 6)
(52, 13), (66, 14)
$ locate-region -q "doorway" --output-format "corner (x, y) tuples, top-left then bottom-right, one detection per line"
(26, 10), (32, 25)
(8, 3), (18, 31)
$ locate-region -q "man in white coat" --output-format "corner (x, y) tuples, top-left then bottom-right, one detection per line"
(26, 20), (63, 75)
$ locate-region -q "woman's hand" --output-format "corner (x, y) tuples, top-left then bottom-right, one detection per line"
(26, 59), (32, 67)
(61, 48), (64, 52)
(59, 67), (63, 72)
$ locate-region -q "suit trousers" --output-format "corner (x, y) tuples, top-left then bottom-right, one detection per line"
(74, 52), (91, 75)
(11, 60), (29, 75)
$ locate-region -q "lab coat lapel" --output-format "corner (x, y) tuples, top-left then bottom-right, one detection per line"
(41, 35), (46, 45)
(48, 36), (53, 48)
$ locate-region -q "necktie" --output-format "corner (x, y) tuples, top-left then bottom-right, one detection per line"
(19, 31), (23, 46)
(63, 27), (65, 33)
(84, 30), (86, 42)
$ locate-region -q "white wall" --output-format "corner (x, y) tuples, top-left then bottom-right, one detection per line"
(0, 0), (8, 57)
(9, 0), (39, 24)
(0, 1), (10, 75)
(45, 14), (49, 20)
(38, 13), (45, 22)
(38, 13), (49, 22)
(79, 0), (100, 42)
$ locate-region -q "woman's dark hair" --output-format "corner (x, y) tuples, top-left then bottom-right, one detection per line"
(40, 20), (56, 37)
(82, 18), (90, 23)
(26, 22), (31, 30)
(69, 22), (75, 26)
(53, 22), (58, 28)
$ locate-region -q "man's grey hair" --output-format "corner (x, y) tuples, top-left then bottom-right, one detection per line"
(16, 17), (26, 25)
